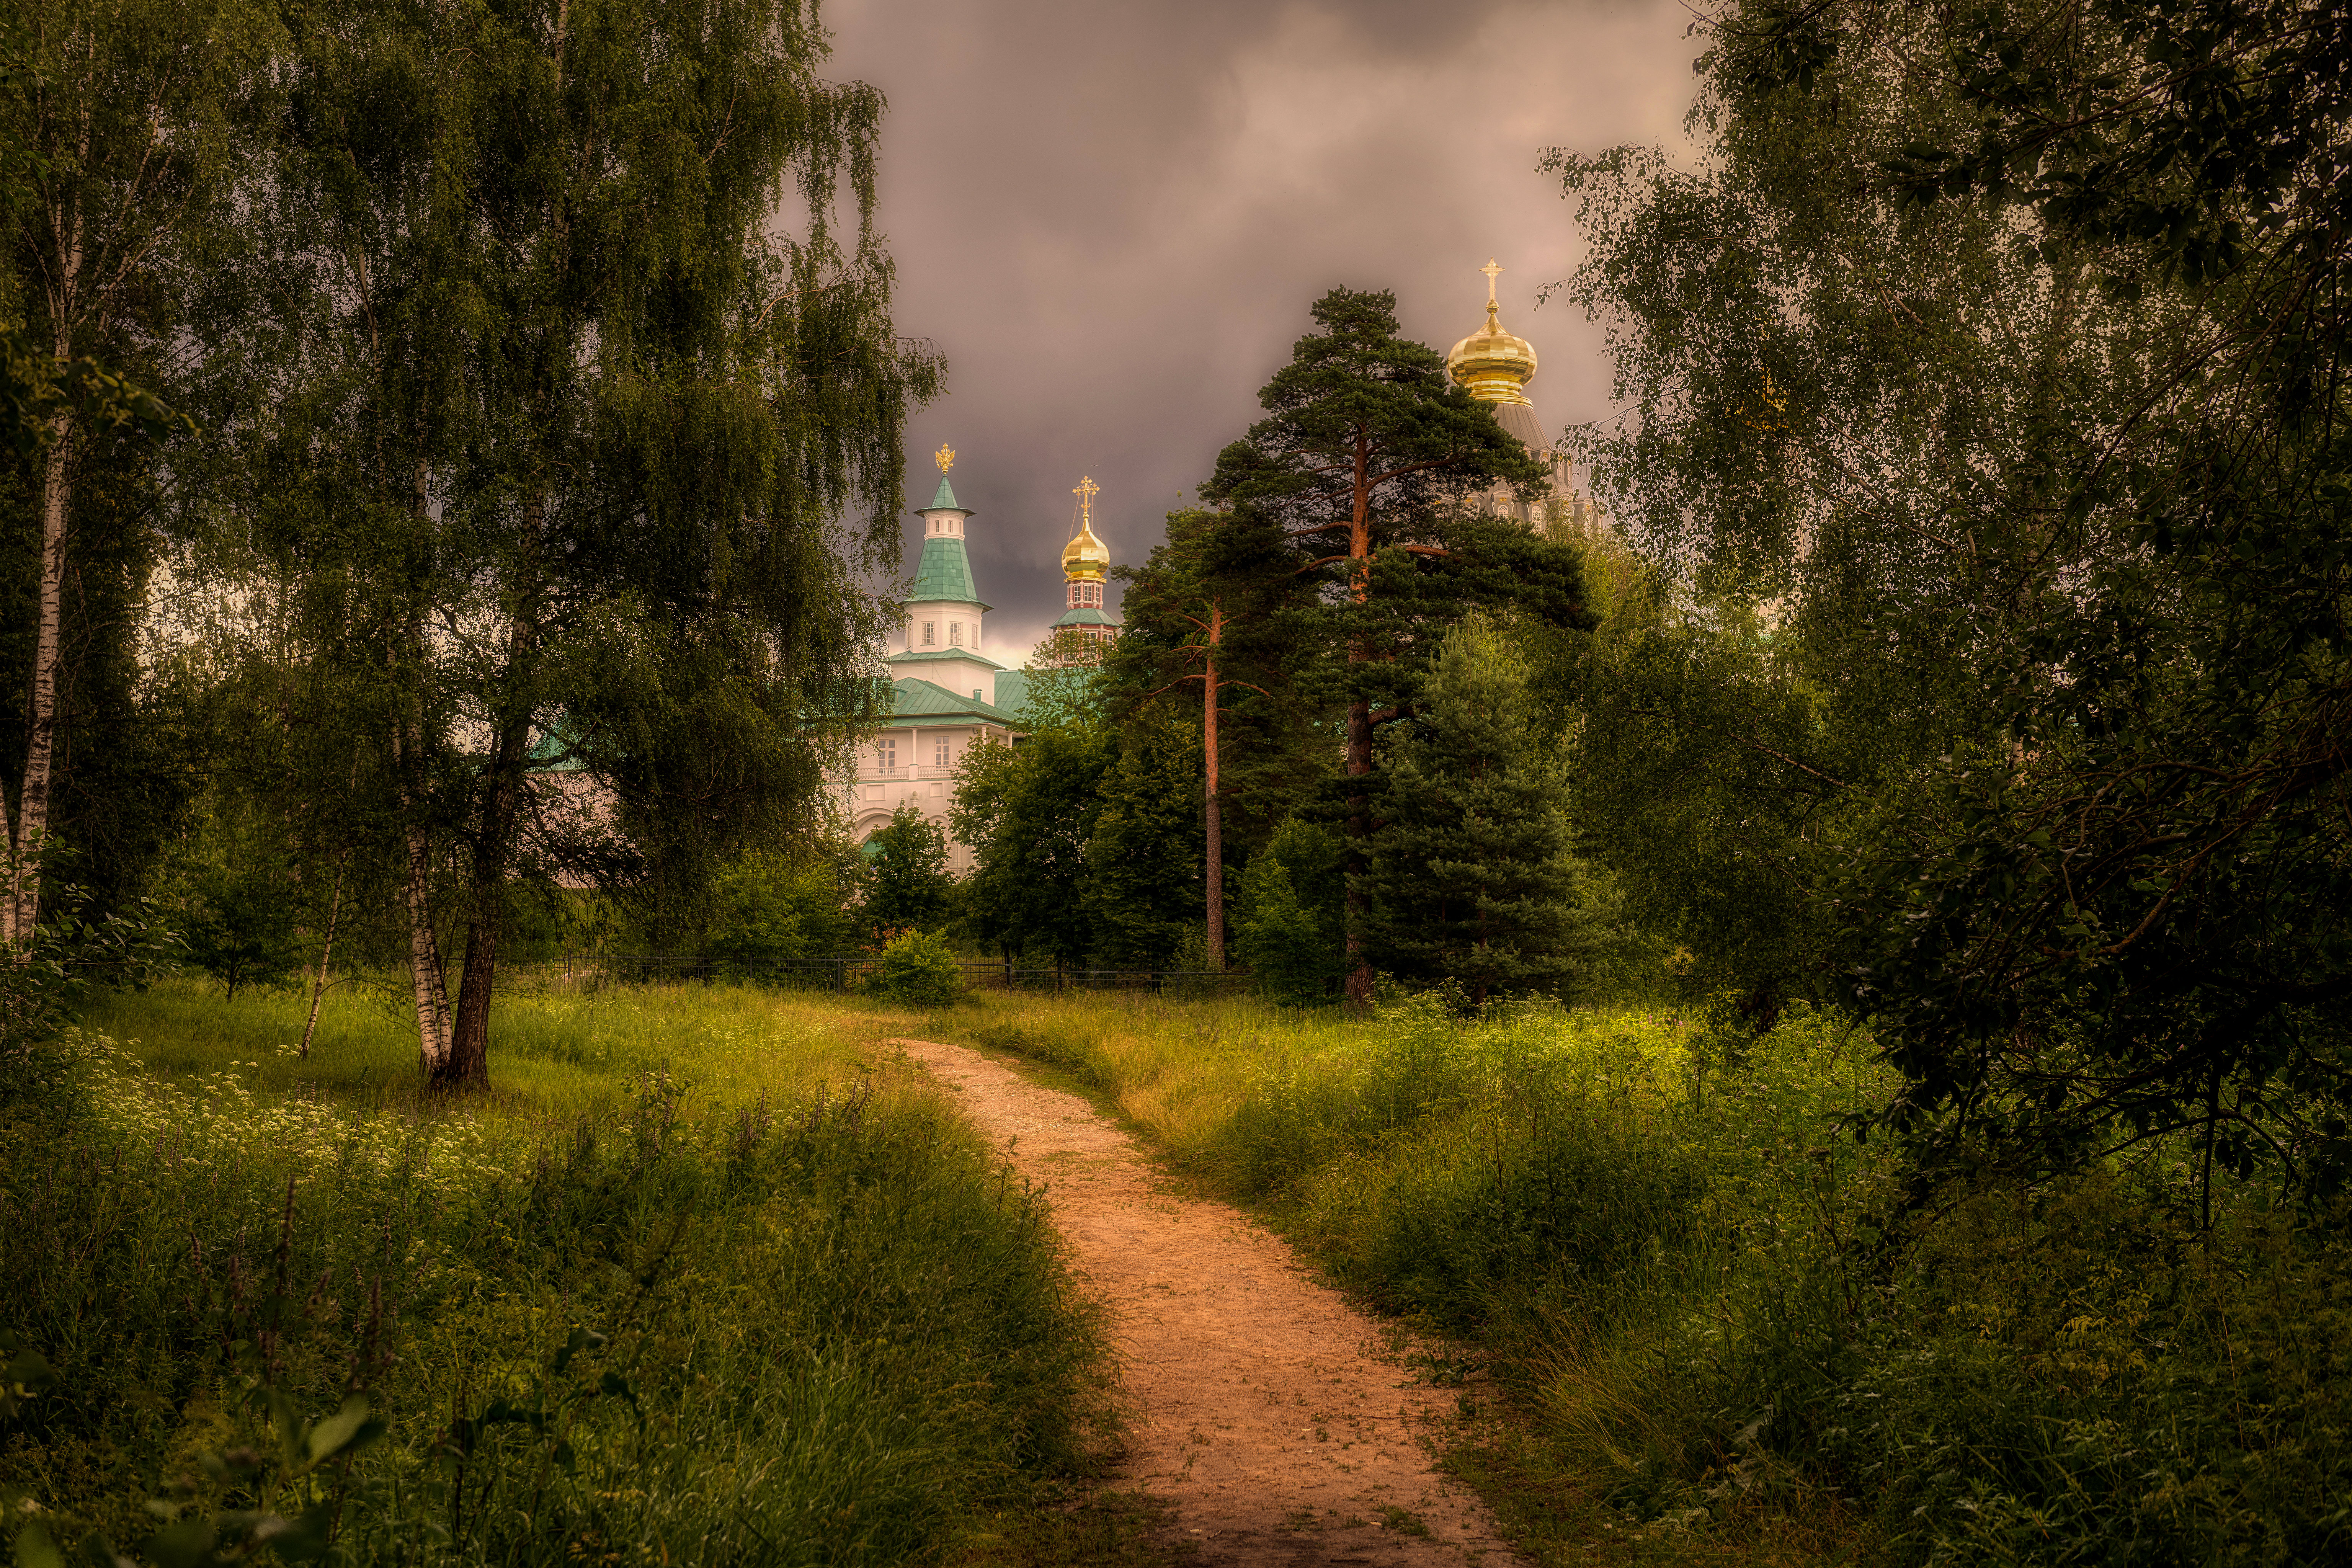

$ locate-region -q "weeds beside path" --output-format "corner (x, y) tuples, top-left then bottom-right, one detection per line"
(3, 981), (1134, 1567)
(893, 1034), (1514, 1566)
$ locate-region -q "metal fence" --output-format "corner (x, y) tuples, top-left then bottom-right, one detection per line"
(544, 952), (1256, 998)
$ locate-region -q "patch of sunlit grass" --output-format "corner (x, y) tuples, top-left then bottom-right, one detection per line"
(82, 972), (933, 1122)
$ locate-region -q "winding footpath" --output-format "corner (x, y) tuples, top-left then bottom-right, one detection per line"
(892, 1037), (1515, 1568)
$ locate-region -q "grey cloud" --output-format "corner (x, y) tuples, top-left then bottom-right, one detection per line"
(824, 0), (1702, 660)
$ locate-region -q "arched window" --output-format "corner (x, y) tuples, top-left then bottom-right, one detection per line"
(922, 622), (935, 646)
(949, 622), (964, 646)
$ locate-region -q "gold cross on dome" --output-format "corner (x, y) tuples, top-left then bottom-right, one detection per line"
(1483, 258), (1502, 305)
(1073, 474), (1099, 526)
(934, 443), (956, 473)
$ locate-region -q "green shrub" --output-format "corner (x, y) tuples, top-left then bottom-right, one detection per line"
(866, 928), (964, 1008)
(706, 849), (859, 970)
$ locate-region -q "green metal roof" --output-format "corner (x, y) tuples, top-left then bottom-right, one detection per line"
(876, 676), (1023, 726)
(1051, 606), (1118, 627)
(526, 714), (587, 771)
(909, 536), (985, 606)
(992, 671), (1031, 720)
(926, 475), (968, 512)
(887, 645), (1009, 673)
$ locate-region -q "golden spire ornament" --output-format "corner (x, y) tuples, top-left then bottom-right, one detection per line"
(1482, 258), (1503, 329)
(934, 443), (956, 473)
(1062, 476), (1110, 583)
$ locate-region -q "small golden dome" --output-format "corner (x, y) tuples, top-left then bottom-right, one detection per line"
(1062, 520), (1111, 581)
(1062, 475), (1111, 581)
(1446, 259), (1538, 407)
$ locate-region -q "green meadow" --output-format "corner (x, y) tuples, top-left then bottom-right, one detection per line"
(13, 977), (2351, 1567)
(3, 976), (1130, 1568)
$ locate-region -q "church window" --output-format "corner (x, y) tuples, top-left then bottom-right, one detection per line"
(934, 737), (951, 767)
(949, 622), (964, 646)
(875, 738), (895, 773)
(921, 622), (934, 646)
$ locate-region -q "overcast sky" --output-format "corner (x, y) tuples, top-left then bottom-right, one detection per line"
(823, 0), (1705, 664)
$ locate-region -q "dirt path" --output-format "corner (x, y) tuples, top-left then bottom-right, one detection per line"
(893, 1037), (1515, 1567)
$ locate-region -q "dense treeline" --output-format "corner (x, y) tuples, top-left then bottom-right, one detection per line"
(1, 0), (935, 1087)
(1555, 0), (2350, 1205)
(951, 291), (1614, 1002)
(952, 0), (2352, 1217)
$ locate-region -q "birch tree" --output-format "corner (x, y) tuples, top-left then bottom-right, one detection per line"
(250, 0), (931, 1087)
(1, 0), (268, 943)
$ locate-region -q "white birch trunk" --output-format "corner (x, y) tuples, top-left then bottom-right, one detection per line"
(7, 397), (74, 947)
(402, 816), (452, 1072)
(297, 849), (349, 1059)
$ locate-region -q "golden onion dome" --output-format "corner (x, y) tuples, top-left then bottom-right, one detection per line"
(1062, 475), (1111, 581)
(1062, 519), (1111, 580)
(1068, 522), (1110, 583)
(1446, 260), (1538, 407)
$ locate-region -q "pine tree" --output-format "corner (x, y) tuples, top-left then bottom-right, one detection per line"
(1202, 288), (1586, 1005)
(1106, 506), (1309, 969)
(1233, 818), (1347, 1005)
(1363, 616), (1581, 1007)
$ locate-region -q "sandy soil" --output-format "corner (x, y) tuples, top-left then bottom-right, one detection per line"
(893, 1036), (1516, 1568)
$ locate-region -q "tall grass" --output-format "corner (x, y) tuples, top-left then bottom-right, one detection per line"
(3, 978), (1120, 1566)
(948, 989), (2352, 1565)
(76, 970), (898, 1115)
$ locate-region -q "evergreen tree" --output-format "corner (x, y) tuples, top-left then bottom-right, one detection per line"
(1083, 714), (1204, 969)
(1106, 506), (1311, 967)
(864, 805), (953, 934)
(1362, 616), (1581, 1006)
(1202, 287), (1586, 1004)
(1233, 818), (1347, 1005)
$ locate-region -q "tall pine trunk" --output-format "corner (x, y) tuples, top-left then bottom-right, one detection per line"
(1203, 644), (1223, 971)
(1342, 455), (1375, 1007)
(1344, 693), (1373, 1005)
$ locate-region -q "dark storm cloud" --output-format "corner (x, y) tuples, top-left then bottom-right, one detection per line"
(823, 0), (1702, 661)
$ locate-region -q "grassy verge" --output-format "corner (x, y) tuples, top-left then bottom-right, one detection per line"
(939, 988), (2352, 1567)
(2, 975), (1162, 1567)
